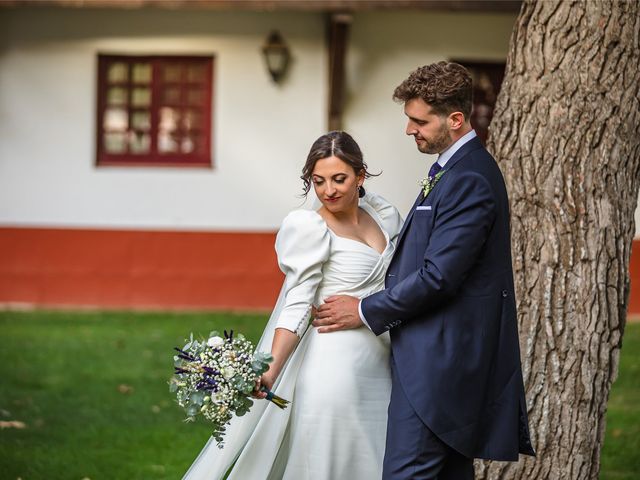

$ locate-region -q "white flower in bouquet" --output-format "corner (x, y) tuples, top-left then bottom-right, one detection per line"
(170, 329), (289, 447)
(207, 336), (224, 348)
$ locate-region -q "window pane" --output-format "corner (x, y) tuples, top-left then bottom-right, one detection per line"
(187, 64), (206, 83)
(130, 132), (151, 154)
(131, 111), (151, 130)
(181, 136), (195, 154)
(181, 134), (205, 154)
(107, 63), (128, 83)
(159, 106), (180, 153)
(131, 88), (151, 107)
(132, 63), (152, 83)
(162, 87), (181, 105)
(106, 87), (128, 105)
(187, 89), (204, 106)
(183, 110), (202, 130)
(104, 132), (128, 153)
(159, 106), (180, 132)
(158, 132), (179, 153)
(163, 64), (182, 83)
(103, 108), (128, 131)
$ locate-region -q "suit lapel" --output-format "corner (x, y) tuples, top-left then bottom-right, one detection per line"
(395, 191), (423, 248)
(393, 137), (485, 257)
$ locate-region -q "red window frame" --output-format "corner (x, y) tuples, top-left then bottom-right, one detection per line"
(96, 54), (214, 167)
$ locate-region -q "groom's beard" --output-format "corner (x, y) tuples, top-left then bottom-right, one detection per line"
(416, 122), (451, 155)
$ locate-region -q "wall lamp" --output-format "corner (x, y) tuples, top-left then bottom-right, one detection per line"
(262, 30), (290, 83)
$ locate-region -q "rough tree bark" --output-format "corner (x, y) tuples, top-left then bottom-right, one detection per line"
(478, 1), (640, 479)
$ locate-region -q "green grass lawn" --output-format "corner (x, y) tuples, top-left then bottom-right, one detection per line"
(600, 321), (640, 479)
(0, 310), (268, 480)
(0, 311), (638, 479)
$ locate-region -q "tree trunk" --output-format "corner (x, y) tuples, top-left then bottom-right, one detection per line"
(478, 0), (640, 478)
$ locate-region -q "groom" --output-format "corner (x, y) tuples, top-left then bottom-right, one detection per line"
(314, 62), (535, 479)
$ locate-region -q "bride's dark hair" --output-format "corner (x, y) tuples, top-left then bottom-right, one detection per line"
(301, 131), (379, 198)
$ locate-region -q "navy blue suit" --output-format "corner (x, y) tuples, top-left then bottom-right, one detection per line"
(362, 137), (535, 476)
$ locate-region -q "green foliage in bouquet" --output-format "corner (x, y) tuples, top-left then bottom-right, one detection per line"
(170, 330), (288, 446)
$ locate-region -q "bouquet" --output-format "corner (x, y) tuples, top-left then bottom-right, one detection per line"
(170, 329), (289, 447)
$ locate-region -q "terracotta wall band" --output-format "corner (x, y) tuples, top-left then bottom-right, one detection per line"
(0, 227), (283, 310)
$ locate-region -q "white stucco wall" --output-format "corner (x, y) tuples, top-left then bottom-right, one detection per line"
(343, 10), (517, 216)
(0, 7), (326, 230)
(0, 7), (526, 231)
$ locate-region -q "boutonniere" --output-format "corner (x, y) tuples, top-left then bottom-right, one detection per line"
(419, 169), (446, 198)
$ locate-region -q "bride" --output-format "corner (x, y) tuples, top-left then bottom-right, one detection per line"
(183, 131), (403, 480)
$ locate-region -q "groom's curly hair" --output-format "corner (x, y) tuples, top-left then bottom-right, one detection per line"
(393, 61), (473, 119)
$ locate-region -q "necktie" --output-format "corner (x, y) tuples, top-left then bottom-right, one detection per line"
(419, 161), (443, 200)
(428, 161), (442, 179)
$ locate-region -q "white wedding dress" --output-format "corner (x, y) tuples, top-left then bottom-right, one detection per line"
(183, 192), (403, 480)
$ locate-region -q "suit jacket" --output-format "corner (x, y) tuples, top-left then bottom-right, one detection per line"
(361, 137), (535, 460)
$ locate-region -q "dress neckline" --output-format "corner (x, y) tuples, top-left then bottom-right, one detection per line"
(313, 203), (389, 256)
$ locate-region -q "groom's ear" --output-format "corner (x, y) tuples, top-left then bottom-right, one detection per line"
(448, 111), (466, 131)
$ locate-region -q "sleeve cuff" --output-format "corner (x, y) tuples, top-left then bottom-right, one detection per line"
(358, 300), (372, 331)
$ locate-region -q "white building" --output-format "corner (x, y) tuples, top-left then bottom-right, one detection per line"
(0, 1), (549, 310)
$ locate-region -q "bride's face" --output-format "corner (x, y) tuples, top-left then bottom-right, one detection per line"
(312, 155), (363, 214)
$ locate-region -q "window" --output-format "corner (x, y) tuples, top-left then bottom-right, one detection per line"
(453, 60), (506, 145)
(96, 54), (213, 167)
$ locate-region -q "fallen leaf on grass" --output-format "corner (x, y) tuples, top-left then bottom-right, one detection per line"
(612, 428), (623, 438)
(151, 405), (161, 413)
(0, 420), (27, 429)
(117, 384), (134, 394)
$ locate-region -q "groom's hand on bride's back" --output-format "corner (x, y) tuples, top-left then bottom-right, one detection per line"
(313, 295), (362, 333)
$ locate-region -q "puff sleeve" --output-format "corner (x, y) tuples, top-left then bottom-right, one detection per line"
(274, 210), (331, 336)
(362, 191), (404, 244)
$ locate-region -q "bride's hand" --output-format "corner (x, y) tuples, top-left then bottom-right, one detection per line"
(252, 373), (275, 399)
